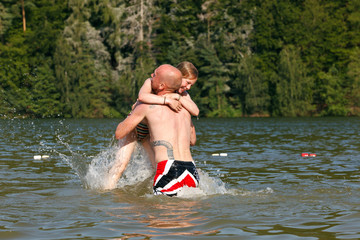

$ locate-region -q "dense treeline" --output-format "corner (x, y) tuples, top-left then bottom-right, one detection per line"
(1, 0), (359, 118)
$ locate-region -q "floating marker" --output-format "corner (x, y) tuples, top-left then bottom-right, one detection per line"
(212, 153), (228, 157)
(34, 155), (50, 160)
(301, 153), (316, 157)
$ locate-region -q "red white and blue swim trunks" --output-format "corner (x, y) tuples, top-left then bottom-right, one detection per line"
(153, 160), (200, 196)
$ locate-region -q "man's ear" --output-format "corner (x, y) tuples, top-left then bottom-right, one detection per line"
(158, 83), (165, 91)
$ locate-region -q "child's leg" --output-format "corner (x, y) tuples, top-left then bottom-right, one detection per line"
(142, 138), (156, 169)
(104, 131), (136, 190)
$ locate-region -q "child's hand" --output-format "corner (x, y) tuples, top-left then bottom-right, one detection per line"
(165, 97), (182, 112)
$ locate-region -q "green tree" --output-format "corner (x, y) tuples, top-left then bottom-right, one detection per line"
(29, 59), (61, 117)
(196, 37), (231, 117)
(275, 45), (314, 116)
(54, 0), (116, 118)
(234, 55), (269, 116)
(1, 0), (360, 118)
(0, 37), (33, 117)
(0, 2), (13, 43)
(316, 66), (348, 116)
(0, 0), (70, 118)
(299, 0), (349, 73)
(153, 0), (202, 64)
(346, 47), (360, 115)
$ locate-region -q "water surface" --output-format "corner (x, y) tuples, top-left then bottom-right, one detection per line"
(0, 117), (359, 239)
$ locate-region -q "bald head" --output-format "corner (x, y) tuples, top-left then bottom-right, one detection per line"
(154, 64), (182, 93)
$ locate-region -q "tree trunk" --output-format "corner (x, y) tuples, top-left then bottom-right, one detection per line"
(139, 0), (144, 50)
(22, 0), (26, 32)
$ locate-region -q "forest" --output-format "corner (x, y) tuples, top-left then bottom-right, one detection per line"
(0, 0), (359, 118)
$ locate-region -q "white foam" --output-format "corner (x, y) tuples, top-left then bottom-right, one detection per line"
(82, 141), (153, 190)
(177, 170), (232, 198)
(177, 171), (274, 198)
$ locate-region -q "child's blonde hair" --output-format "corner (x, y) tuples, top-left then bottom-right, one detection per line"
(176, 61), (198, 80)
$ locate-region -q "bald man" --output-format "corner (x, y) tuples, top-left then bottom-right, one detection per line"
(115, 64), (199, 196)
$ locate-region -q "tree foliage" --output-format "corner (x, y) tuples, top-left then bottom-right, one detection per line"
(0, 0), (359, 118)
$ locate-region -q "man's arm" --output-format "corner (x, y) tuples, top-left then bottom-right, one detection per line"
(115, 104), (147, 140)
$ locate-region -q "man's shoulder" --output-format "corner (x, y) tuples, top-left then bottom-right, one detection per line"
(130, 102), (149, 116)
(134, 102), (161, 113)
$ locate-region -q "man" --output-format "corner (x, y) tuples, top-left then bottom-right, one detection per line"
(115, 64), (199, 196)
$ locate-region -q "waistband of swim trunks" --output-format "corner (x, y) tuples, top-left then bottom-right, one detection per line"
(157, 160), (195, 166)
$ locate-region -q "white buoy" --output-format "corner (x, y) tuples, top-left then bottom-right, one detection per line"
(212, 153), (228, 156)
(34, 155), (50, 160)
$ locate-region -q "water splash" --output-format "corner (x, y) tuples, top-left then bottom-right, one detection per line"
(84, 141), (153, 190)
(57, 136), (154, 191)
(57, 137), (272, 197)
(82, 146), (118, 190)
(176, 170), (237, 198)
(60, 140), (238, 195)
(59, 140), (261, 196)
(52, 123), (254, 196)
(177, 170), (274, 198)
(176, 178), (219, 198)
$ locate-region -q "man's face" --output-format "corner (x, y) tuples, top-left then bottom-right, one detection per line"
(150, 68), (161, 93)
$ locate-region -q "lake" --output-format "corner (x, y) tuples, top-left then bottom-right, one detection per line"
(0, 117), (359, 239)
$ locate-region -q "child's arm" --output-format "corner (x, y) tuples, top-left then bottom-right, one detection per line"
(179, 92), (199, 116)
(138, 78), (163, 104)
(138, 78), (182, 112)
(166, 91), (199, 116)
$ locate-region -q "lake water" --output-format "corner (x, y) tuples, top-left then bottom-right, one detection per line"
(0, 117), (359, 240)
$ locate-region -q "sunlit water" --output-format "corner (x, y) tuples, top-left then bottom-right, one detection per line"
(0, 118), (359, 239)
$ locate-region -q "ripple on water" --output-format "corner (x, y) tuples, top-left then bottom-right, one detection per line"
(1, 118), (360, 239)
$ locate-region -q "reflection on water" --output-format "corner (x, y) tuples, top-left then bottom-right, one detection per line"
(0, 118), (360, 239)
(108, 191), (218, 238)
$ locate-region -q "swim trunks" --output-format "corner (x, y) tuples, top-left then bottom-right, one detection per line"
(153, 160), (200, 196)
(135, 122), (149, 141)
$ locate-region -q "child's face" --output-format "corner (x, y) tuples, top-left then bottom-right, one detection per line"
(179, 78), (197, 93)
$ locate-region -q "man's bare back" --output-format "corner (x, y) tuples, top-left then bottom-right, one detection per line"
(141, 103), (194, 163)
